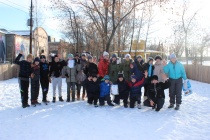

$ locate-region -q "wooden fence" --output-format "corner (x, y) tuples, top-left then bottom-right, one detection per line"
(0, 64), (18, 81)
(0, 64), (210, 84)
(184, 64), (210, 84)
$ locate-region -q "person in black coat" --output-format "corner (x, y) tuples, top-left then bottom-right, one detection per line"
(113, 73), (130, 108)
(143, 75), (170, 111)
(85, 74), (100, 107)
(49, 55), (66, 102)
(84, 55), (98, 77)
(14, 52), (33, 108)
(39, 55), (50, 103)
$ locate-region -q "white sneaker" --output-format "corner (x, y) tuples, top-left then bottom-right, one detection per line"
(137, 104), (141, 109)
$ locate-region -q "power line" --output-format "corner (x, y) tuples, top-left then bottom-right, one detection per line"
(0, 1), (28, 14)
(4, 0), (28, 10)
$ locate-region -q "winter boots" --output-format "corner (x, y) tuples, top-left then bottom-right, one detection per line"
(22, 104), (30, 108)
(168, 103), (174, 108)
(52, 97), (56, 103)
(59, 96), (64, 102)
(137, 104), (141, 109)
(175, 104), (180, 110)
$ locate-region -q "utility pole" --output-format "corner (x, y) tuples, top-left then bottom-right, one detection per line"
(29, 0), (33, 54)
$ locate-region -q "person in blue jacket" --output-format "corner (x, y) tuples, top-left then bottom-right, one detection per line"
(164, 54), (187, 110)
(99, 75), (114, 106)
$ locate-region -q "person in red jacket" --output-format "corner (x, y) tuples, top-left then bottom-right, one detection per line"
(98, 51), (110, 80)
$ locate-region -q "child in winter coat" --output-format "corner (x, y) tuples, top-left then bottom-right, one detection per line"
(108, 53), (121, 83)
(31, 57), (41, 106)
(63, 53), (81, 102)
(120, 54), (134, 81)
(15, 52), (33, 108)
(99, 75), (114, 106)
(127, 72), (148, 109)
(113, 73), (130, 108)
(85, 75), (100, 107)
(143, 75), (170, 111)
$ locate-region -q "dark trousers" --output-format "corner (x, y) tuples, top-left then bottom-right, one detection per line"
(19, 79), (29, 105)
(87, 94), (99, 105)
(31, 79), (40, 102)
(144, 84), (148, 96)
(169, 78), (183, 104)
(76, 83), (82, 98)
(67, 82), (76, 100)
(113, 94), (129, 105)
(99, 95), (112, 106)
(130, 94), (141, 108)
(40, 77), (49, 101)
(144, 98), (165, 110)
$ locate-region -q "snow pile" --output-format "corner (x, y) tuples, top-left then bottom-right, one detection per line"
(0, 78), (210, 140)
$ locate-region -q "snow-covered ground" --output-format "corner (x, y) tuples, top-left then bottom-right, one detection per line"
(0, 78), (210, 140)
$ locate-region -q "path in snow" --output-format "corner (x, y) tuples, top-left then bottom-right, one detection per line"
(0, 78), (210, 140)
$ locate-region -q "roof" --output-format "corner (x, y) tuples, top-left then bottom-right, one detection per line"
(0, 29), (14, 34)
(114, 49), (163, 53)
(10, 30), (30, 36)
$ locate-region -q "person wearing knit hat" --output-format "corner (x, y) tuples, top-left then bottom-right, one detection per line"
(67, 53), (74, 59)
(109, 53), (120, 82)
(40, 55), (46, 60)
(118, 73), (124, 78)
(98, 51), (110, 80)
(155, 55), (162, 60)
(103, 51), (109, 57)
(143, 74), (170, 112)
(113, 72), (129, 108)
(99, 75), (114, 106)
(88, 55), (93, 61)
(154, 55), (164, 83)
(33, 57), (40, 63)
(121, 53), (134, 80)
(127, 72), (148, 109)
(164, 53), (187, 110)
(169, 53), (176, 59)
(125, 54), (131, 59)
(111, 53), (117, 58)
(63, 53), (82, 102)
(31, 57), (41, 106)
(40, 54), (50, 104)
(103, 75), (110, 80)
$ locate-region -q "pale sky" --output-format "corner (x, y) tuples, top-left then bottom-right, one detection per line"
(0, 0), (210, 43)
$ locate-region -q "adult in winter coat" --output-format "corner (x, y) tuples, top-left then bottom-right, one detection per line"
(98, 51), (110, 80)
(30, 57), (41, 106)
(153, 55), (165, 83)
(49, 55), (66, 102)
(80, 53), (88, 100)
(127, 72), (147, 109)
(130, 55), (145, 81)
(164, 54), (187, 110)
(143, 57), (154, 99)
(120, 54), (134, 81)
(113, 73), (130, 108)
(63, 53), (81, 102)
(15, 52), (33, 108)
(99, 75), (114, 106)
(85, 75), (100, 107)
(39, 55), (50, 103)
(84, 55), (98, 77)
(143, 75), (170, 111)
(108, 53), (121, 83)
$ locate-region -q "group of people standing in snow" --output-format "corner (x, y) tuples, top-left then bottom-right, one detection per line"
(15, 50), (187, 111)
